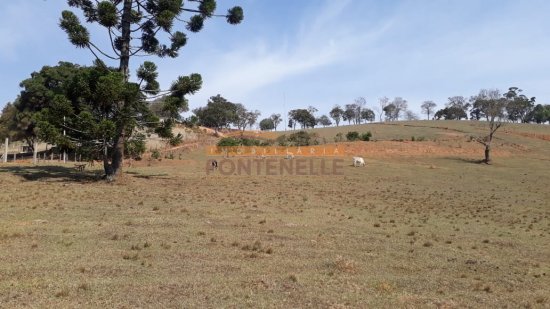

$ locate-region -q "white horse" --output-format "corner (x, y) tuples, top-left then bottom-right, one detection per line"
(353, 156), (365, 167)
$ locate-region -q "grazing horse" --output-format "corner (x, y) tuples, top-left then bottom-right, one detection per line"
(353, 156), (365, 167)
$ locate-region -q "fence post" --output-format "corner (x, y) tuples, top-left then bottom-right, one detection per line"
(3, 138), (8, 163)
(33, 140), (38, 165)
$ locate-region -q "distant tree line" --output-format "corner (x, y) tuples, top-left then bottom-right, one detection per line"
(2, 86), (549, 157)
(431, 87), (545, 123)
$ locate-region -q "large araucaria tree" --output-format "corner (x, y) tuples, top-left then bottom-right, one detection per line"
(59, 0), (243, 180)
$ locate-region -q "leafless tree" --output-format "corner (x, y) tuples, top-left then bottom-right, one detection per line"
(420, 100), (437, 120)
(354, 97), (367, 124)
(404, 110), (419, 121)
(391, 97), (408, 120)
(270, 114), (282, 130)
(378, 97), (389, 122)
(473, 89), (508, 164)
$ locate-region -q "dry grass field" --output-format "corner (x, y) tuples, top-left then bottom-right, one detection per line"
(1, 121), (549, 308)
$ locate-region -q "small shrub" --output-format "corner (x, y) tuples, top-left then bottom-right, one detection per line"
(289, 131), (315, 146)
(169, 133), (183, 146)
(276, 134), (289, 146)
(217, 137), (266, 147)
(334, 132), (344, 142)
(346, 131), (360, 141)
(151, 149), (161, 160)
(277, 131), (318, 146)
(360, 131), (372, 141)
(240, 138), (262, 146)
(217, 137), (241, 147)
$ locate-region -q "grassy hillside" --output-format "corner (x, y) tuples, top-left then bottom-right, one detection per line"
(257, 120), (550, 160)
(0, 120), (549, 307)
(270, 120), (549, 141)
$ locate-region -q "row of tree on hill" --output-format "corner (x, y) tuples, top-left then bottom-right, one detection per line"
(429, 89), (546, 123)
(176, 87), (545, 164)
(180, 89), (548, 132)
(2, 86), (549, 151)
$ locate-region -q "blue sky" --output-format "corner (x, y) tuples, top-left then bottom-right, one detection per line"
(1, 0), (549, 124)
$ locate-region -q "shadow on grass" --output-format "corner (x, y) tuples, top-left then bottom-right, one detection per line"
(0, 165), (102, 182)
(443, 157), (486, 164)
(131, 173), (170, 179)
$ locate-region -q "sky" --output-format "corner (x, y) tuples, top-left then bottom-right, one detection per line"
(1, 0), (550, 126)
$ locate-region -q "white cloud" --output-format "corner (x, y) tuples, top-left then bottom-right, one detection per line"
(159, 0), (392, 110)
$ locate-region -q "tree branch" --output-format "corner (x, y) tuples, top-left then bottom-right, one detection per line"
(87, 45), (107, 63)
(88, 42), (120, 60)
(108, 28), (122, 57)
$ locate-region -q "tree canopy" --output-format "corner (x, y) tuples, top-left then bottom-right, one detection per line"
(193, 95), (238, 131)
(288, 109), (316, 129)
(14, 61), (165, 162)
(259, 118), (275, 131)
(329, 105), (344, 127)
(56, 0), (243, 179)
(270, 114), (282, 130)
(420, 101), (437, 120)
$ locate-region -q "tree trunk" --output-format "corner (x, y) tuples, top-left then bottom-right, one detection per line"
(3, 138), (8, 163)
(119, 0), (132, 81)
(109, 129), (125, 178)
(33, 140), (38, 165)
(484, 144), (491, 164)
(105, 0), (133, 180)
